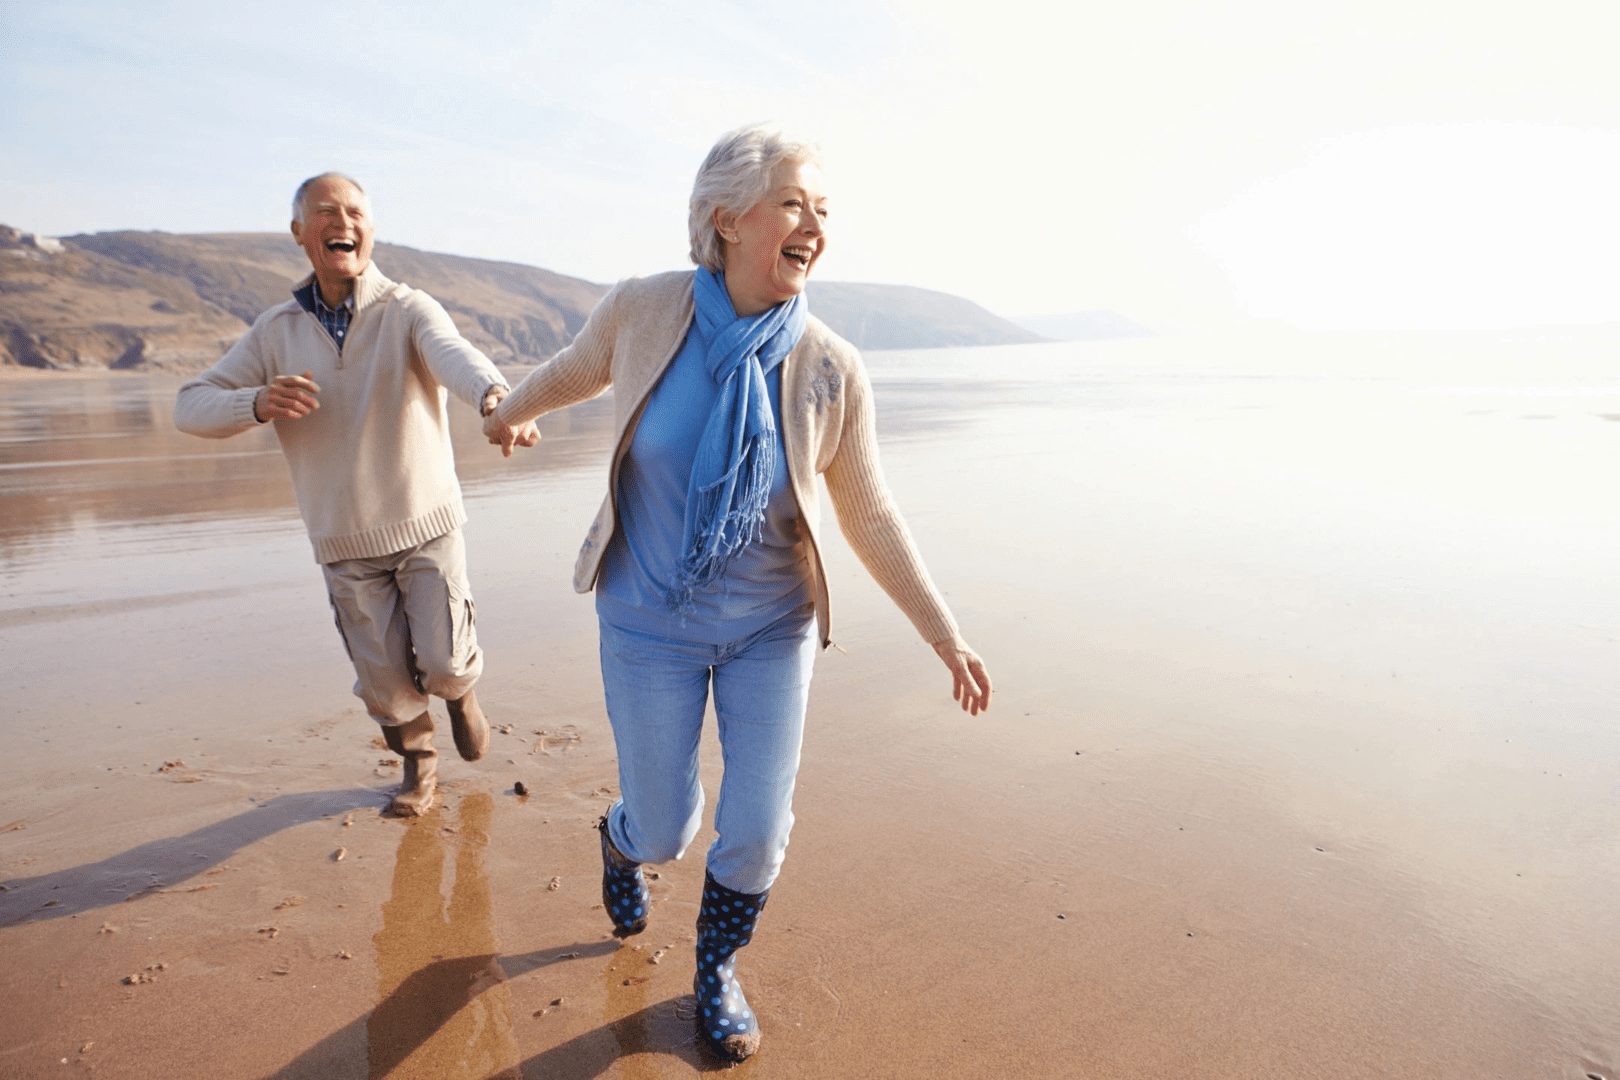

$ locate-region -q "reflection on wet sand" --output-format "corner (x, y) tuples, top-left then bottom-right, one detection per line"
(368, 795), (706, 1080)
(369, 793), (522, 1079)
(0, 372), (617, 555)
(598, 958), (657, 1080)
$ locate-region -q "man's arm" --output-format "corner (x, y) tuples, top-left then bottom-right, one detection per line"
(174, 322), (276, 438)
(410, 291), (510, 409)
(410, 291), (538, 454)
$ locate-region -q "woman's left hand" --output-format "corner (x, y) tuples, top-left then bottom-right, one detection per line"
(932, 636), (992, 716)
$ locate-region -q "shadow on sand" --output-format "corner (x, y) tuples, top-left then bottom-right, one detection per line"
(260, 791), (724, 1079)
(490, 996), (728, 1079)
(0, 786), (382, 926)
(262, 973), (723, 1080)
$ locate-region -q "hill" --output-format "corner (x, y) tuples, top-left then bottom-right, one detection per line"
(805, 281), (1044, 350)
(1, 226), (1046, 371)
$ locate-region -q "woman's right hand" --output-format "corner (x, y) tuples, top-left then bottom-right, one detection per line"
(932, 636), (992, 716)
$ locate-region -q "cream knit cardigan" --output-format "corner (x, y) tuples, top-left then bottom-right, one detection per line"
(495, 270), (959, 649)
(174, 265), (507, 563)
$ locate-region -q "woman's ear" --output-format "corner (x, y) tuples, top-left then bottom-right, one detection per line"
(712, 206), (738, 244)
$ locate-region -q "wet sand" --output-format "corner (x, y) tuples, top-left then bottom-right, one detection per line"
(2, 335), (1618, 1078)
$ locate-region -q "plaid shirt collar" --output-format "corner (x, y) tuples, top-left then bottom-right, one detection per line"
(294, 279), (354, 352)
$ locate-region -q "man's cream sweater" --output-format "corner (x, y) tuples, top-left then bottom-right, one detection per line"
(496, 270), (959, 649)
(174, 265), (507, 563)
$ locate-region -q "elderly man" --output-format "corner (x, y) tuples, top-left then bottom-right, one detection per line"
(175, 172), (538, 816)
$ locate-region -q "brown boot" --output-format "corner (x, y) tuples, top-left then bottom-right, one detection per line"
(445, 689), (490, 762)
(381, 713), (438, 816)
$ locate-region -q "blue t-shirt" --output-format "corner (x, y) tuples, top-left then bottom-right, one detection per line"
(596, 327), (812, 643)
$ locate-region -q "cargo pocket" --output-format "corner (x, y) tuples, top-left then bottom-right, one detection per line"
(328, 595), (356, 660)
(446, 579), (478, 669)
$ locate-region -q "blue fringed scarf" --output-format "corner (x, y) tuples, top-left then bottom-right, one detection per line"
(666, 268), (808, 613)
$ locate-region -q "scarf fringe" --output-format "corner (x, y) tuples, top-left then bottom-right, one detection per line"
(666, 269), (805, 616)
(666, 435), (776, 615)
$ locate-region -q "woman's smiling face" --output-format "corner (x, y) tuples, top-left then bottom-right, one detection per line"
(716, 157), (828, 316)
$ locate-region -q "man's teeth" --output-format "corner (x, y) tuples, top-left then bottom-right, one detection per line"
(326, 241), (356, 252)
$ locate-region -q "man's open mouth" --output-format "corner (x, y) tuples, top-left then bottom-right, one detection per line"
(782, 246), (812, 268)
(325, 240), (357, 253)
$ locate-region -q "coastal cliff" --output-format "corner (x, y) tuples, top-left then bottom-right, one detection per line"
(2, 226), (1052, 372)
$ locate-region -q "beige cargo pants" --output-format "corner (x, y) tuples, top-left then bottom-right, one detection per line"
(320, 529), (483, 726)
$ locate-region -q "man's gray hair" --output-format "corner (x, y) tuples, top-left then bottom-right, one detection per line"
(291, 172), (367, 224)
(688, 124), (821, 273)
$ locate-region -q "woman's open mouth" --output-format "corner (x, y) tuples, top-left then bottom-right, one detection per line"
(782, 246), (812, 269)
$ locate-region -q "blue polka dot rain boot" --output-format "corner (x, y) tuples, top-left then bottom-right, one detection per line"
(693, 870), (770, 1062)
(598, 814), (648, 938)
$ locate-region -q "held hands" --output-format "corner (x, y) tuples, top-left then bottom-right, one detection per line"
(254, 372), (321, 422)
(932, 636), (993, 716)
(480, 389), (540, 457)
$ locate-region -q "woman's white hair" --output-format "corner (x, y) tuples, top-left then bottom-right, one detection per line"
(688, 124), (821, 273)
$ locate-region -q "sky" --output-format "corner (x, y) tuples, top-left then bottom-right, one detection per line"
(3, 0), (1619, 331)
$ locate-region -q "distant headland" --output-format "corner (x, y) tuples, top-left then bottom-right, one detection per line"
(0, 225), (1145, 372)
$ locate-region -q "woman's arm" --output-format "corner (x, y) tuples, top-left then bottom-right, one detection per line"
(822, 357), (992, 715)
(487, 281), (625, 436)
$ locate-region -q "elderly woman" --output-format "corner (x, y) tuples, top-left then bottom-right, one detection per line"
(486, 124), (991, 1062)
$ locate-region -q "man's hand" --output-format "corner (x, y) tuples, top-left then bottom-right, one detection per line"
(254, 372), (321, 422)
(481, 389), (540, 457)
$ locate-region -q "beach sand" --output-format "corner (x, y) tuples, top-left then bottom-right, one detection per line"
(2, 340), (1617, 1078)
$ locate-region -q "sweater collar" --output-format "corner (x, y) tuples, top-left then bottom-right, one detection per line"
(292, 262), (394, 313)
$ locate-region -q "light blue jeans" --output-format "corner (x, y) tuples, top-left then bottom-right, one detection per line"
(597, 606), (818, 895)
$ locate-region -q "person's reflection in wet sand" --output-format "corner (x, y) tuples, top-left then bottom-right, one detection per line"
(367, 792), (523, 1079)
(599, 950), (660, 1080)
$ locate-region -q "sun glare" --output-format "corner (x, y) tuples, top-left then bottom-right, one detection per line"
(1194, 124), (1620, 331)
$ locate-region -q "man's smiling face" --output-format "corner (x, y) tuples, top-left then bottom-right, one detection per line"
(290, 176), (374, 288)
